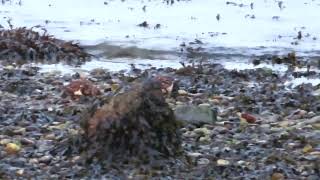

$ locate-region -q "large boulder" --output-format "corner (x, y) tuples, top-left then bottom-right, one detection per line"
(79, 78), (182, 163)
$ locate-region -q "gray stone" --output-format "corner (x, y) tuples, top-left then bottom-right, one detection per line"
(39, 155), (52, 164)
(197, 158), (210, 166)
(174, 104), (217, 125)
(37, 140), (54, 153)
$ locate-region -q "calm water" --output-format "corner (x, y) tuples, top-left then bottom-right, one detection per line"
(1, 0), (320, 86)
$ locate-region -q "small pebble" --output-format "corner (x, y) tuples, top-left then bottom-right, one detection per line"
(178, 89), (188, 95)
(199, 136), (211, 143)
(39, 155), (52, 164)
(197, 158), (210, 165)
(217, 159), (230, 166)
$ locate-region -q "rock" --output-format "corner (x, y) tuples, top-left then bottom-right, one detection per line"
(175, 66), (195, 75)
(174, 104), (217, 125)
(312, 88), (320, 96)
(197, 158), (210, 165)
(288, 142), (301, 149)
(71, 156), (81, 163)
(278, 120), (292, 128)
(16, 169), (24, 176)
(4, 65), (15, 70)
(111, 83), (120, 92)
(182, 131), (198, 138)
(187, 152), (202, 158)
(187, 152), (202, 164)
(271, 172), (285, 180)
(293, 116), (320, 129)
(199, 136), (211, 143)
(39, 155), (52, 164)
(210, 97), (221, 104)
(307, 111), (316, 118)
(20, 138), (35, 145)
(5, 143), (21, 154)
(78, 78), (182, 163)
(28, 159), (38, 166)
(37, 140), (54, 153)
(236, 160), (246, 166)
(176, 101), (184, 105)
(178, 89), (188, 95)
(13, 127), (26, 135)
(309, 151), (320, 156)
(213, 126), (228, 134)
(307, 175), (320, 180)
(287, 109), (307, 120)
(44, 133), (56, 140)
(0, 139), (11, 145)
(217, 159), (230, 166)
(302, 144), (313, 153)
(260, 124), (271, 133)
(193, 127), (211, 136)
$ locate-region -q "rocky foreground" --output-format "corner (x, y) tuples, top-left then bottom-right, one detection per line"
(0, 56), (319, 179)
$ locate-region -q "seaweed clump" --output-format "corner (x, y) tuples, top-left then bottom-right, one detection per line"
(0, 27), (90, 65)
(78, 77), (182, 164)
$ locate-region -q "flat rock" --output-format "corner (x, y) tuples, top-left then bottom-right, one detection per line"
(174, 104), (217, 125)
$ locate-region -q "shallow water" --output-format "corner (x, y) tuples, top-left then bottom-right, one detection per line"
(2, 0), (320, 50)
(1, 0), (320, 86)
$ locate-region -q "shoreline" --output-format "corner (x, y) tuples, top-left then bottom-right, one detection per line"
(0, 58), (319, 179)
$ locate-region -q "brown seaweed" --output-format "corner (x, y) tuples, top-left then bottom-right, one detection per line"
(0, 27), (90, 65)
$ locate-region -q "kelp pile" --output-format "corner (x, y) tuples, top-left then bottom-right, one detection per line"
(0, 27), (90, 65)
(77, 77), (182, 165)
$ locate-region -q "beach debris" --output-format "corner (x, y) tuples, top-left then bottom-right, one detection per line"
(64, 79), (101, 99)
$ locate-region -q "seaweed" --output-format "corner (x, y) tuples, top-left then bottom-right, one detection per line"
(0, 27), (90, 65)
(77, 77), (182, 165)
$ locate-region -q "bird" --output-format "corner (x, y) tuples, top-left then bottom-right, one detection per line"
(216, 14), (220, 21)
(297, 31), (302, 40)
(278, 1), (283, 10)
